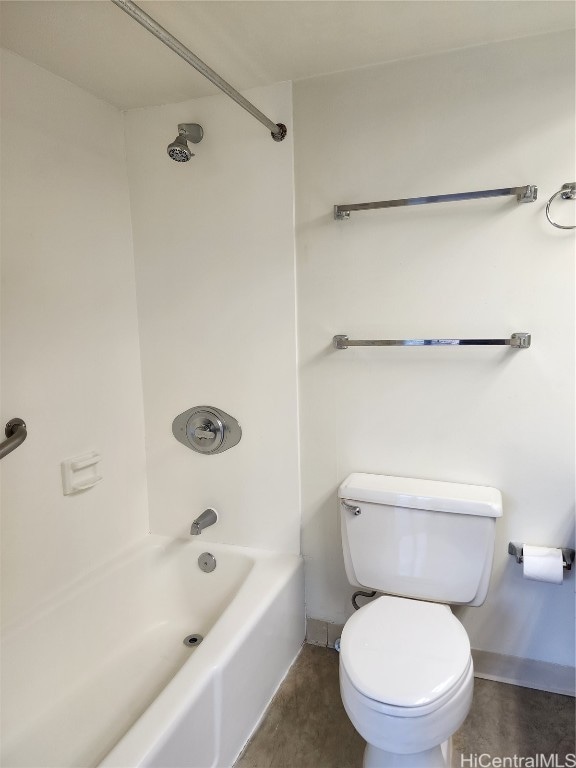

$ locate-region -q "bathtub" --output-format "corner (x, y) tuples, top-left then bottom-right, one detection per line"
(0, 534), (304, 768)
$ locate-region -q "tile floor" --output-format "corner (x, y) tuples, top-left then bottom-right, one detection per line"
(236, 644), (575, 768)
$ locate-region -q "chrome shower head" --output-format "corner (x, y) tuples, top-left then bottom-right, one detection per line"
(167, 123), (203, 162)
(167, 134), (193, 162)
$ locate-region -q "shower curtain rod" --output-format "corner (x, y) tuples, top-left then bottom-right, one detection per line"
(110, 0), (287, 142)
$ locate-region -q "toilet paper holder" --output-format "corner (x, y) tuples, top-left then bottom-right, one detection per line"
(508, 542), (575, 571)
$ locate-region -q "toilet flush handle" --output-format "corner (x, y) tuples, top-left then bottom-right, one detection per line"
(342, 500), (361, 516)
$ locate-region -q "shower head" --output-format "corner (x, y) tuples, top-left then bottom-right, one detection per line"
(167, 134), (193, 162)
(167, 123), (203, 162)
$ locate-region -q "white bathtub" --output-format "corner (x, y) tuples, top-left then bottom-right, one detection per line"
(0, 534), (304, 768)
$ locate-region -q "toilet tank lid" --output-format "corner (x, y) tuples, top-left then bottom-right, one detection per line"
(338, 473), (502, 517)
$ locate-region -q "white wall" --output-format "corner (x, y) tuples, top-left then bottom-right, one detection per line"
(124, 83), (300, 553)
(294, 31), (575, 667)
(0, 50), (149, 626)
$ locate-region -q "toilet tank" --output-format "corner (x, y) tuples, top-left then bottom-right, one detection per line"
(339, 473), (502, 607)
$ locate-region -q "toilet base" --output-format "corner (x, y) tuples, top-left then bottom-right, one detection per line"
(363, 739), (451, 768)
(340, 653), (473, 763)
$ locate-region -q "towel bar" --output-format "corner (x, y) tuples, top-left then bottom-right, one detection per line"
(333, 333), (531, 350)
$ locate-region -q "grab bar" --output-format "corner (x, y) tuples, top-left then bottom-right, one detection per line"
(333, 333), (531, 349)
(0, 418), (27, 460)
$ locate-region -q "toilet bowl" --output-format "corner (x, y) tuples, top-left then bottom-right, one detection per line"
(339, 596), (474, 768)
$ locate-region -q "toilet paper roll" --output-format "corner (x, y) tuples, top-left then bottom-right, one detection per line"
(523, 545), (564, 584)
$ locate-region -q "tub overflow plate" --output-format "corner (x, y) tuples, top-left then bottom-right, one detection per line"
(198, 552), (216, 573)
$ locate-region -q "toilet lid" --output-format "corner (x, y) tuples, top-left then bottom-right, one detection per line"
(340, 596), (471, 708)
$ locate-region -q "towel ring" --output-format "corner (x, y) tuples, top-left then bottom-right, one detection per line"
(546, 183), (576, 230)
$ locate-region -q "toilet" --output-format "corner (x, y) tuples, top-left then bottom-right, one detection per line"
(338, 473), (503, 768)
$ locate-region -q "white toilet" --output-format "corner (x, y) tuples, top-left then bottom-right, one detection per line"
(338, 473), (503, 768)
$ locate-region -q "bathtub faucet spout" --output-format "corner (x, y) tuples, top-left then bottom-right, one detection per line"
(191, 508), (218, 535)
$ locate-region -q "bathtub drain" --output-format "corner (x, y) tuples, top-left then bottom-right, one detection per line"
(183, 633), (204, 647)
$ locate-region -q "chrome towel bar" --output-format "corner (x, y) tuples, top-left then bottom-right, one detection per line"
(334, 185), (537, 219)
(333, 333), (531, 350)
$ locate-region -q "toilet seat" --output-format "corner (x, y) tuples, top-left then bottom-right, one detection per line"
(340, 596), (471, 711)
(340, 658), (472, 719)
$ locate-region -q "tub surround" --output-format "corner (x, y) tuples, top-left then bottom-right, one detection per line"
(0, 48), (149, 628)
(1, 48), (302, 768)
(123, 80), (300, 555)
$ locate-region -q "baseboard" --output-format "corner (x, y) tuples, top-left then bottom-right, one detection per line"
(306, 617), (344, 649)
(471, 649), (575, 698)
(305, 617), (576, 697)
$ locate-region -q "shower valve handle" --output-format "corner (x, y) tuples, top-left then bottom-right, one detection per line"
(174, 406), (241, 455)
(194, 425), (216, 440)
